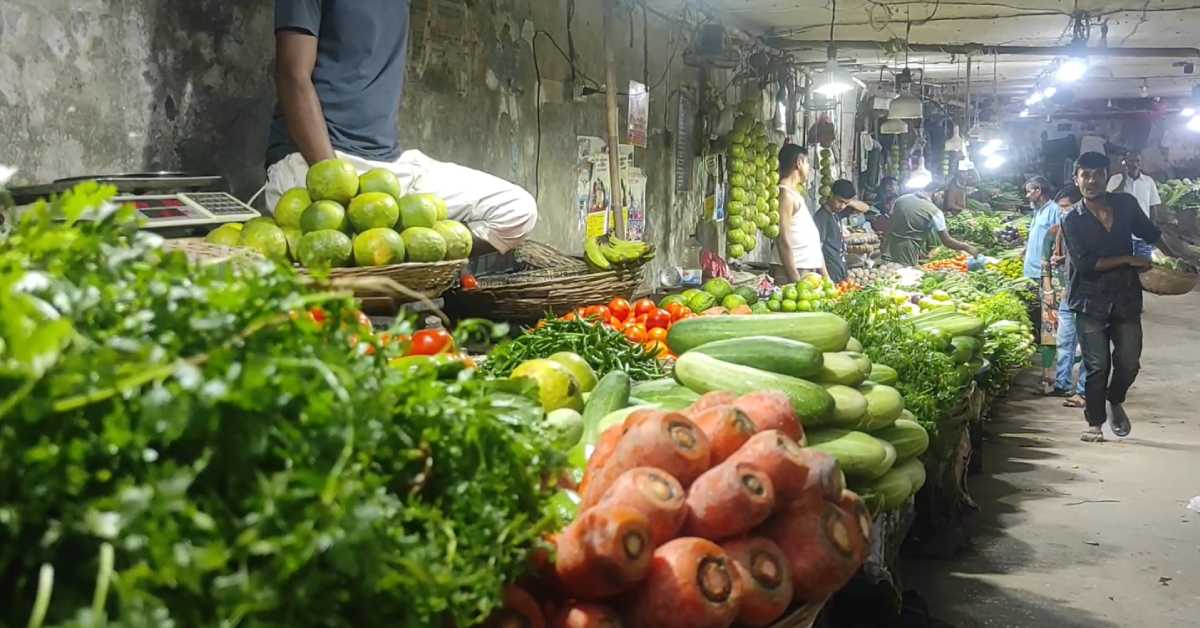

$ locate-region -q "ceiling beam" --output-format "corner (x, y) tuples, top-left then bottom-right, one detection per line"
(770, 40), (1200, 59)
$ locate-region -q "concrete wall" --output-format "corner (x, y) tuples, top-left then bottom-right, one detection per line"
(1, 0), (713, 282)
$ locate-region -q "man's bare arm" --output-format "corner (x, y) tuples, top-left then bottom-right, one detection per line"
(276, 31), (335, 165)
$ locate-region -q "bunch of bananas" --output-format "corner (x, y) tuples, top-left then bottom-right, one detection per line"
(584, 234), (656, 271)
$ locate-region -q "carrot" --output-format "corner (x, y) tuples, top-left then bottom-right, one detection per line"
(682, 461), (775, 540)
(720, 537), (793, 627)
(581, 412), (711, 508)
(800, 449), (846, 503)
(686, 404), (757, 464)
(623, 537), (744, 628)
(758, 498), (865, 603)
(484, 584), (546, 628)
(687, 390), (738, 414)
(837, 489), (873, 562)
(723, 429), (817, 502)
(551, 602), (624, 628)
(596, 467), (687, 546)
(555, 503), (653, 599)
(734, 391), (805, 443)
(579, 409), (660, 499)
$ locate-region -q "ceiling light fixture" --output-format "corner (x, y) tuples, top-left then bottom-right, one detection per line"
(905, 157), (933, 190)
(1025, 92), (1043, 106)
(983, 154), (1007, 170)
(1019, 108), (1031, 118)
(880, 118), (909, 134)
(1187, 114), (1200, 132)
(1056, 59), (1087, 82)
(1181, 107), (1197, 117)
(1042, 86), (1057, 99)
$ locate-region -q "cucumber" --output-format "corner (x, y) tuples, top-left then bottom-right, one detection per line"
(875, 418), (929, 462)
(951, 336), (981, 360)
(816, 351), (872, 386)
(545, 408), (585, 449)
(822, 384), (868, 428)
(852, 466), (914, 511)
(631, 378), (700, 411)
(692, 336), (823, 379)
(806, 428), (897, 480)
(893, 458), (927, 493)
(674, 352), (834, 424)
(667, 312), (851, 354)
(571, 371), (631, 471)
(911, 311), (984, 337)
(867, 363), (898, 386)
(857, 382), (904, 432)
(845, 336), (864, 352)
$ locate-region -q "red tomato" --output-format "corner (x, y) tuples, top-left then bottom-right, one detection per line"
(408, 328), (455, 356)
(608, 297), (633, 321)
(624, 324), (648, 344)
(633, 298), (657, 317)
(665, 303), (686, 320)
(643, 340), (669, 358)
(647, 327), (669, 343)
(561, 312), (577, 321)
(645, 308), (672, 330)
(461, 274), (480, 291)
(582, 305), (611, 320)
(308, 307), (328, 326)
(607, 316), (624, 329)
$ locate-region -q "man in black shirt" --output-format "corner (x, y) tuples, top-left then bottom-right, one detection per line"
(1060, 152), (1161, 442)
(814, 180), (870, 283)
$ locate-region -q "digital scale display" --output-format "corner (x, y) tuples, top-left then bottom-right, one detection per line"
(131, 198), (189, 219)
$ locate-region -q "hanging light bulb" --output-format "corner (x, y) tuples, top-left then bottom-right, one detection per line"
(1026, 92), (1043, 106)
(1180, 107), (1196, 117)
(1042, 86), (1057, 99)
(1019, 108), (1032, 118)
(905, 157), (933, 190)
(1187, 114), (1200, 132)
(983, 154), (1007, 170)
(1056, 59), (1087, 82)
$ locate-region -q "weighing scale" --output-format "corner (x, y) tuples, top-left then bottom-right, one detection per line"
(7, 172), (261, 237)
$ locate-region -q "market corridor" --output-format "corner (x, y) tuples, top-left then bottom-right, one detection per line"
(908, 292), (1200, 627)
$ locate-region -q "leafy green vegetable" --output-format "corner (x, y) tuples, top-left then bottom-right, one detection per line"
(482, 317), (664, 381)
(0, 182), (564, 627)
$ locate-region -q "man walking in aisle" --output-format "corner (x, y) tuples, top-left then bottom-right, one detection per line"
(1106, 149), (1161, 260)
(1050, 186), (1086, 408)
(1061, 153), (1161, 442)
(266, 0), (538, 255)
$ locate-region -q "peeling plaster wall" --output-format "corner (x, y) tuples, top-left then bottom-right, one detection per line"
(1, 0), (710, 284)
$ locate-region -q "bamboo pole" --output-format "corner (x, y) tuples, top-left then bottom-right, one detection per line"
(603, 0), (626, 238)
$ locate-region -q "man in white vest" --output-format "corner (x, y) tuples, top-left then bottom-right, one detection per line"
(1106, 150), (1161, 259)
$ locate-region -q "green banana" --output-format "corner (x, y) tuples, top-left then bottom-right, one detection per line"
(584, 236), (612, 270)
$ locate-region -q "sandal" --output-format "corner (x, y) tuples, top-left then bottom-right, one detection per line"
(1047, 388), (1072, 398)
(1080, 426), (1104, 443)
(1063, 395), (1086, 408)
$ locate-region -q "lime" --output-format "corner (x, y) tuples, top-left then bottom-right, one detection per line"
(702, 277), (734, 300)
(358, 168), (403, 201)
(282, 227), (302, 261)
(783, 286), (799, 301)
(798, 299), (814, 312)
(397, 193), (442, 229)
(353, 228), (406, 266)
(432, 219), (473, 260)
(205, 223), (243, 247)
(548, 351), (598, 393)
(273, 188), (311, 229)
(781, 299), (798, 312)
(511, 359), (584, 412)
(306, 159), (359, 205)
(300, 200), (347, 233)
(721, 294), (747, 309)
(687, 291), (717, 313)
(348, 192), (401, 232)
(766, 299), (782, 312)
(764, 225), (781, 239)
(400, 227), (448, 262)
(296, 229), (353, 268)
(239, 220), (288, 261)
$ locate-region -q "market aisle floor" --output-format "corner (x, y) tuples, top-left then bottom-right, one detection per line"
(907, 291), (1200, 628)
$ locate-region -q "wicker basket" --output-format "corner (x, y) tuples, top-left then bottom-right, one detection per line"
(162, 237), (464, 305)
(444, 266), (644, 321)
(1139, 266), (1198, 295)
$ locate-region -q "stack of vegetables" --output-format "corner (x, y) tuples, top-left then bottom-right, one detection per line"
(659, 277), (767, 316)
(762, 272), (839, 313)
(725, 99), (781, 260)
(817, 148), (834, 201)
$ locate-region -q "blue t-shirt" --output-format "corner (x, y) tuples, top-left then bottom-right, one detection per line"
(267, 0), (410, 166)
(1023, 201), (1061, 280)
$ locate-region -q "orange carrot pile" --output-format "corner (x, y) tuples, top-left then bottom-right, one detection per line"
(687, 405), (757, 464)
(683, 461), (776, 540)
(623, 538), (744, 628)
(721, 537), (794, 627)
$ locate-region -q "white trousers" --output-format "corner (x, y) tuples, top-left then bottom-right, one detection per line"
(265, 150), (537, 254)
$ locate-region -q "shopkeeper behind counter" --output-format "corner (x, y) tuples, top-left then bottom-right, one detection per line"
(264, 0), (537, 256)
(882, 185), (978, 266)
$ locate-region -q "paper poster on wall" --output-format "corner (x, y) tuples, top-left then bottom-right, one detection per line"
(577, 137), (644, 240)
(628, 81), (649, 148)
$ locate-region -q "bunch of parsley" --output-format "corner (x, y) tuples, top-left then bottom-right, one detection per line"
(0, 182), (563, 627)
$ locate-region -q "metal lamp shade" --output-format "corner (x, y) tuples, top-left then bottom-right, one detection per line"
(889, 94), (923, 119)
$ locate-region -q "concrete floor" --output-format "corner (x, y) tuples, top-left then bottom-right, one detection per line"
(907, 291), (1200, 628)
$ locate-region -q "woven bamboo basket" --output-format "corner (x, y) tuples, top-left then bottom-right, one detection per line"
(1139, 266), (1198, 295)
(162, 238), (464, 304)
(444, 266), (644, 321)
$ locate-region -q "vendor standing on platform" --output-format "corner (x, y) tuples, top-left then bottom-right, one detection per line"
(1106, 149), (1161, 260)
(882, 186), (978, 266)
(815, 180), (871, 283)
(265, 0), (537, 255)
(774, 144), (827, 282)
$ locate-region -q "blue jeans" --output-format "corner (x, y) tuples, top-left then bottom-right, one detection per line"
(1133, 239), (1154, 259)
(1055, 306), (1086, 394)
